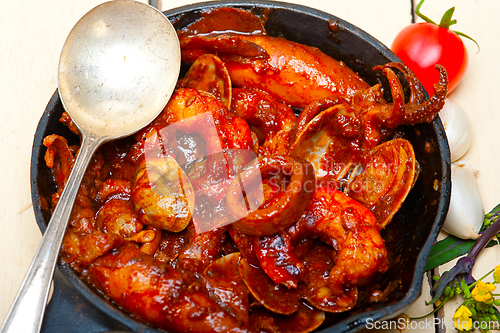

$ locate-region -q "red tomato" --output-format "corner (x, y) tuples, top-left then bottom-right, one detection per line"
(391, 22), (468, 95)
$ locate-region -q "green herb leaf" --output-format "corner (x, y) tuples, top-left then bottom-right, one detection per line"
(461, 276), (471, 298)
(425, 204), (500, 271)
(426, 236), (473, 271)
(425, 236), (497, 272)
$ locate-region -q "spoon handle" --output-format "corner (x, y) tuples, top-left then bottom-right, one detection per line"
(0, 133), (102, 333)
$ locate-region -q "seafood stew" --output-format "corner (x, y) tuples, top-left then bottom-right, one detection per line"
(31, 2), (451, 332)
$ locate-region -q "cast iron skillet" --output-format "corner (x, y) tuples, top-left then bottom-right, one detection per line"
(30, 1), (451, 332)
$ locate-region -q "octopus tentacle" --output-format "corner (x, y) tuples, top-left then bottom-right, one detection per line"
(293, 95), (349, 143)
(376, 67), (406, 128)
(402, 64), (448, 125)
(228, 156), (315, 237)
(373, 62), (425, 104)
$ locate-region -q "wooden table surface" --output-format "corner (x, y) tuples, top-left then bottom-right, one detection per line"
(2, 0), (500, 332)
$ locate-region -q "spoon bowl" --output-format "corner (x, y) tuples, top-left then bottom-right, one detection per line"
(58, 0), (180, 139)
(0, 2), (180, 332)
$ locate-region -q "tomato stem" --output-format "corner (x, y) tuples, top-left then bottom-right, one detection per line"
(415, 0), (480, 52)
(415, 0), (437, 25)
(438, 7), (456, 30)
(455, 31), (480, 53)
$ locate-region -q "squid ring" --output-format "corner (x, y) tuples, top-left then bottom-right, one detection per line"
(227, 156), (315, 236)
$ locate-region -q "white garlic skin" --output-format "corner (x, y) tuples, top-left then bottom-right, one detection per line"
(438, 99), (472, 162)
(442, 162), (484, 240)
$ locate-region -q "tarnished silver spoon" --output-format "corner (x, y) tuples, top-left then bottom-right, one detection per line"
(0, 1), (180, 332)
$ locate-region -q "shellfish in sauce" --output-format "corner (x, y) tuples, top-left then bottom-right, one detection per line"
(43, 6), (447, 333)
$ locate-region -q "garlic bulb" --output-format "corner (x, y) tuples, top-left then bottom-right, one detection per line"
(438, 98), (472, 162)
(442, 162), (484, 239)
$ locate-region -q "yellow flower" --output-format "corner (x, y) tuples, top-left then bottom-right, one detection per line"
(494, 264), (500, 283)
(454, 305), (473, 331)
(471, 280), (496, 303)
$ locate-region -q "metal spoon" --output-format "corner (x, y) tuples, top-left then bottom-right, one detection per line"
(0, 1), (180, 332)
